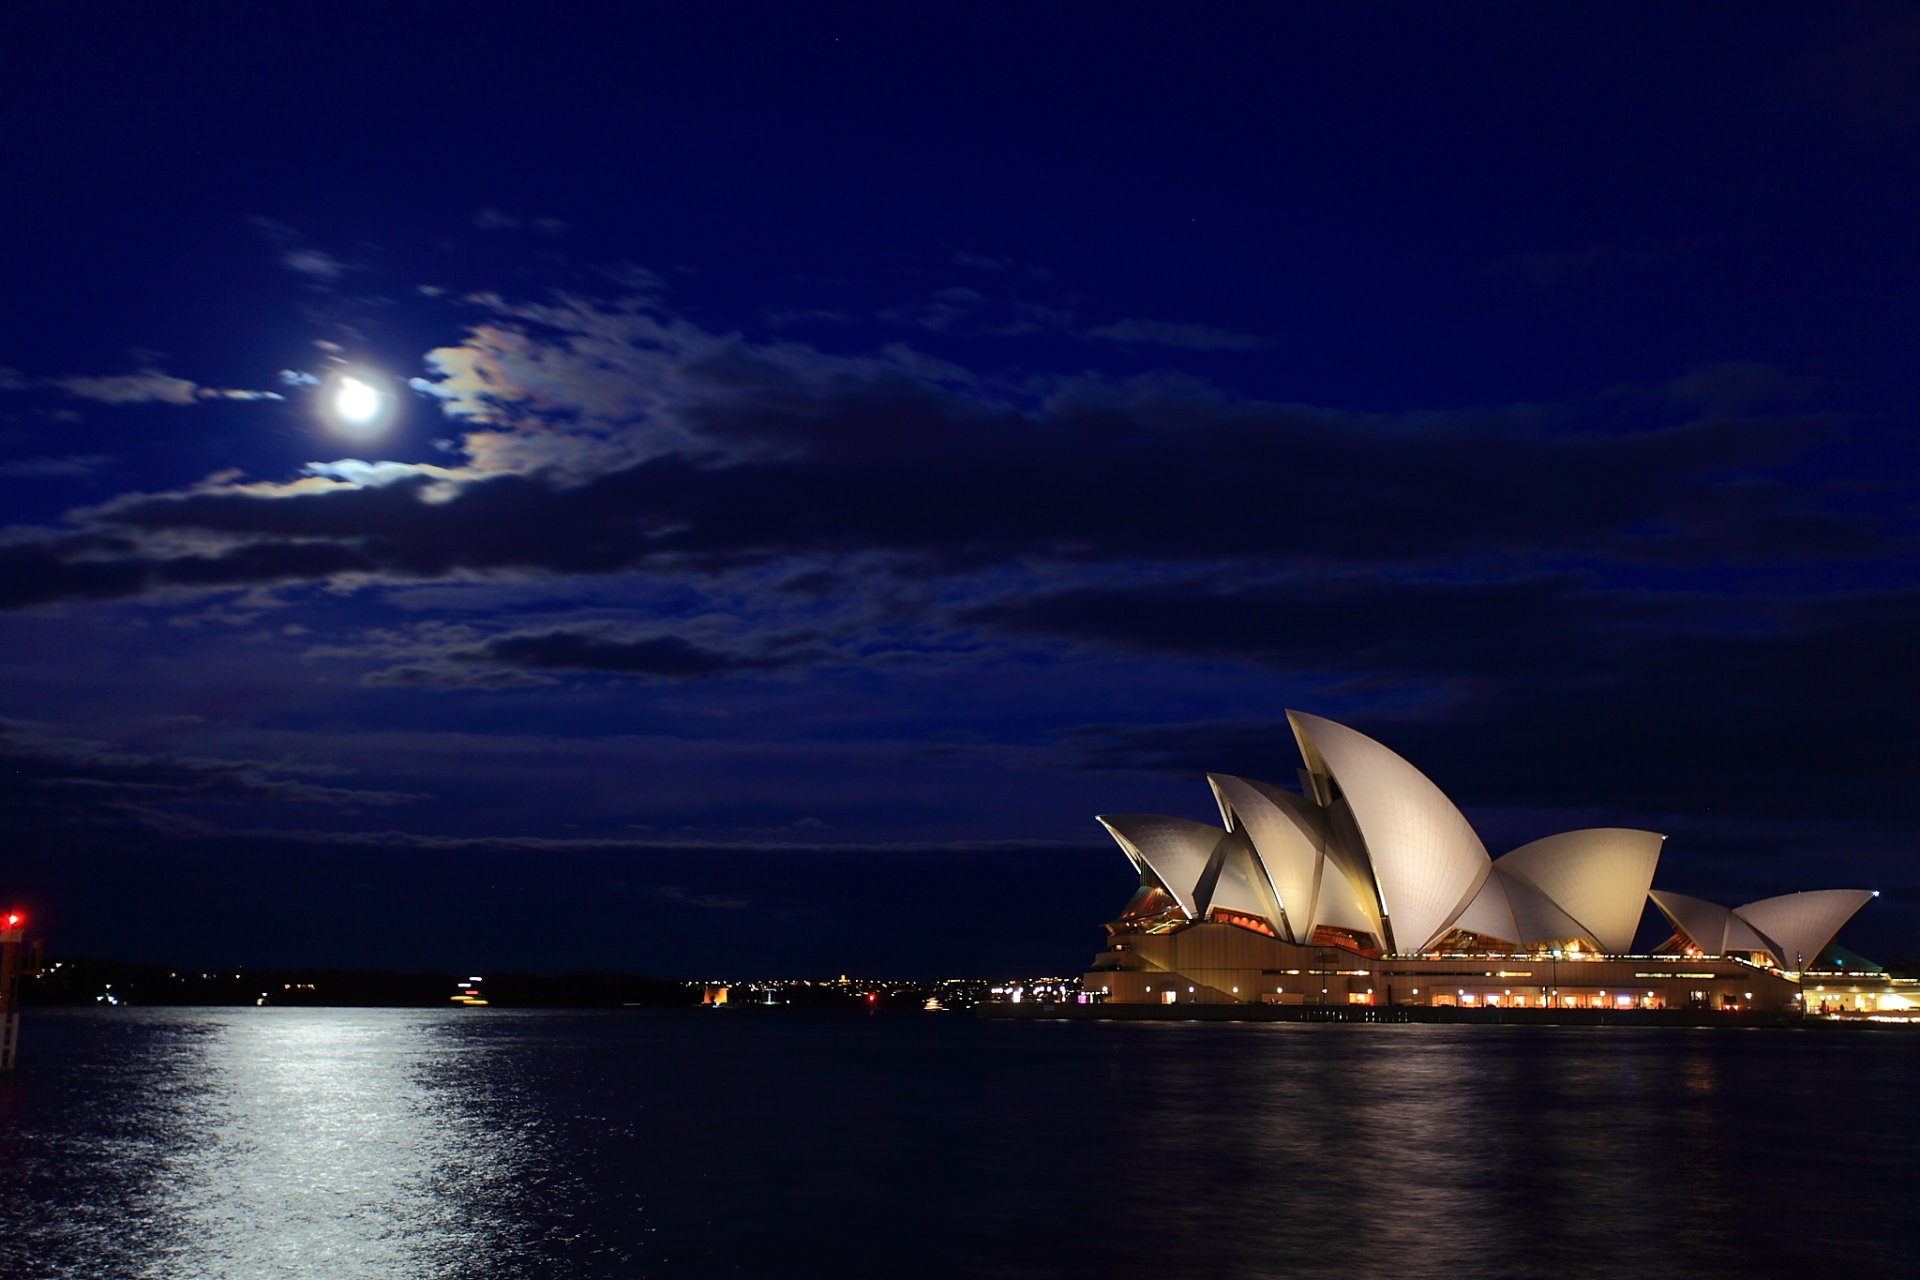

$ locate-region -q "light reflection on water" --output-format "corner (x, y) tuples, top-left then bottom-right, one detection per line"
(150, 1012), (527, 1277)
(1, 1010), (1913, 1279)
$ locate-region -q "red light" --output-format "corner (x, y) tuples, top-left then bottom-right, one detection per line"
(4, 912), (19, 928)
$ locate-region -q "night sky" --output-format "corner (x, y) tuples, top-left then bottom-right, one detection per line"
(4, 6), (1916, 976)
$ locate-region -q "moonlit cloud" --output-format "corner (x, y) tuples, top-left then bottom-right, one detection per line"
(33, 370), (284, 406)
(0, 278), (1894, 628)
(281, 248), (346, 281)
(248, 215), (353, 285)
(198, 387), (285, 402)
(54, 371), (201, 405)
(474, 206), (569, 234)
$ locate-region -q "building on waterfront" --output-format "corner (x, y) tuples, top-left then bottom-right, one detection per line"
(1083, 711), (1896, 1014)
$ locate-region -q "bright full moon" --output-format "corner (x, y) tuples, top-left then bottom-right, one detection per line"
(324, 370), (393, 440)
(335, 376), (379, 424)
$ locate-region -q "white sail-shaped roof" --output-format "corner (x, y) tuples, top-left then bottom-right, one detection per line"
(1497, 828), (1664, 954)
(1095, 716), (1877, 970)
(1723, 913), (1780, 959)
(1096, 814), (1225, 919)
(1312, 857), (1384, 938)
(1446, 866), (1597, 947)
(1317, 798), (1387, 940)
(1447, 869), (1520, 944)
(1451, 867), (1600, 947)
(1498, 867), (1597, 945)
(1651, 891), (1787, 962)
(1734, 890), (1875, 971)
(1194, 826), (1287, 934)
(1649, 890), (1733, 954)
(1288, 710), (1491, 953)
(1208, 774), (1325, 943)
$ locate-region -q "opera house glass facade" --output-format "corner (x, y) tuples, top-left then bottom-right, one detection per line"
(1085, 711), (1875, 1012)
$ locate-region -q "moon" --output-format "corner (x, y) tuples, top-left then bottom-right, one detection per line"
(325, 371), (393, 440)
(336, 376), (379, 423)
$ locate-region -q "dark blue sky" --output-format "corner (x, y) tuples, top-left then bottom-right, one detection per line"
(3, 4), (1916, 975)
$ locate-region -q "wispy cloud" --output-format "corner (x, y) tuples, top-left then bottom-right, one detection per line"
(454, 627), (824, 681)
(48, 370), (284, 405)
(282, 248), (347, 282)
(0, 717), (425, 843)
(1083, 318), (1271, 351)
(0, 454), (111, 478)
(54, 370), (199, 405)
(874, 278), (1268, 350)
(248, 215), (355, 285)
(474, 206), (569, 235)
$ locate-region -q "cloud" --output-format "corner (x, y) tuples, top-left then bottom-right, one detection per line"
(951, 250), (1053, 280)
(475, 207), (569, 235)
(0, 282), (1889, 625)
(54, 370), (200, 405)
(0, 718), (424, 844)
(282, 248), (347, 282)
(199, 387), (284, 401)
(880, 286), (993, 333)
(1661, 361), (1816, 416)
(651, 885), (751, 910)
(962, 571), (1648, 680)
(248, 215), (353, 284)
(873, 281), (1267, 350)
(457, 628), (818, 680)
(360, 663), (555, 690)
(0, 454), (111, 478)
(1083, 318), (1271, 351)
(333, 620), (828, 689)
(40, 369), (284, 406)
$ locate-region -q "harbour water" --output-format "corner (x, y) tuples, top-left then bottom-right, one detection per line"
(1, 1007), (1912, 1278)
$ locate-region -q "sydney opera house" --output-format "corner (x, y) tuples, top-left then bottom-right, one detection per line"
(1083, 711), (1881, 1013)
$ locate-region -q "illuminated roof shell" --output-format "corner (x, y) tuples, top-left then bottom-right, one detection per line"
(1195, 826), (1287, 934)
(1497, 828), (1664, 955)
(1650, 889), (1873, 969)
(1208, 774), (1327, 943)
(1096, 814), (1226, 920)
(1449, 866), (1599, 948)
(1288, 710), (1491, 953)
(1649, 890), (1735, 955)
(1733, 890), (1875, 971)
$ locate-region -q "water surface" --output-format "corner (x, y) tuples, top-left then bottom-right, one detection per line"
(1, 1008), (1910, 1278)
